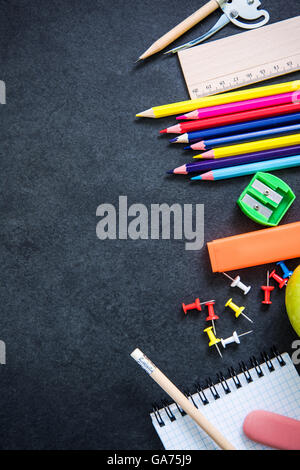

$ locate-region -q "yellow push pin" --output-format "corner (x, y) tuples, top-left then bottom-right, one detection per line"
(225, 298), (253, 324)
(204, 326), (222, 358)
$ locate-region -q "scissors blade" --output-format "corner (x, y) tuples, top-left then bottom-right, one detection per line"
(165, 13), (230, 55)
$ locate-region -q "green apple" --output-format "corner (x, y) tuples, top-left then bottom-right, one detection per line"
(286, 265), (300, 337)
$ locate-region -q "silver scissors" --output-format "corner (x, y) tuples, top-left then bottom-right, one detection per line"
(165, 0), (270, 54)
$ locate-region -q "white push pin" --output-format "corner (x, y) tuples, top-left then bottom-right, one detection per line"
(221, 330), (253, 349)
(222, 273), (251, 295)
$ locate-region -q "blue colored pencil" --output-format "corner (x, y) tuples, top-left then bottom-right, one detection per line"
(191, 155), (300, 181)
(170, 113), (300, 144)
(185, 123), (300, 151)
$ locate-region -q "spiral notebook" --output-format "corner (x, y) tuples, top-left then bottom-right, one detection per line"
(151, 350), (300, 450)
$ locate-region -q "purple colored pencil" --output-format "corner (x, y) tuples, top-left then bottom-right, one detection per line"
(167, 144), (300, 175)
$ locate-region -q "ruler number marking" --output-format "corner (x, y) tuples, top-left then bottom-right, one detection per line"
(191, 55), (300, 99)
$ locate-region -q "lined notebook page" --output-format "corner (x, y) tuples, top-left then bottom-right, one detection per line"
(151, 353), (300, 450)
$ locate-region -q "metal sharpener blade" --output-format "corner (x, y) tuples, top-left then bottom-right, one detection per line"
(251, 180), (283, 205)
(241, 194), (273, 220)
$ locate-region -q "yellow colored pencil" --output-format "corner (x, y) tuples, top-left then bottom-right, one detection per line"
(193, 133), (300, 159)
(136, 80), (300, 118)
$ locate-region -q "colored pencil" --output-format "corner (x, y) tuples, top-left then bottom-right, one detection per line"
(160, 102), (300, 134)
(176, 91), (300, 120)
(170, 113), (300, 144)
(186, 123), (300, 151)
(195, 133), (300, 160)
(168, 145), (300, 174)
(136, 81), (300, 118)
(190, 155), (300, 181)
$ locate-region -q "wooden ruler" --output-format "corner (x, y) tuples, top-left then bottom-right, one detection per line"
(188, 54), (300, 99)
(178, 17), (300, 100)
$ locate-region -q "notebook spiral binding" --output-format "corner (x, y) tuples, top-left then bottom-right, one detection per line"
(152, 346), (286, 428)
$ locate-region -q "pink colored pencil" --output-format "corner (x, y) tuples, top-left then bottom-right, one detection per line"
(176, 91), (300, 120)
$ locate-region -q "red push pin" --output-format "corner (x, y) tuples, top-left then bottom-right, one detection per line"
(182, 298), (215, 315)
(205, 301), (219, 334)
(261, 271), (275, 305)
(269, 269), (288, 289)
(182, 298), (202, 315)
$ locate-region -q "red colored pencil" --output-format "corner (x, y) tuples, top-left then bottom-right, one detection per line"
(160, 102), (300, 134)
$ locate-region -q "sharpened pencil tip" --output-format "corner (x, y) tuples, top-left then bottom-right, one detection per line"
(184, 146), (191, 150)
(136, 108), (156, 118)
(176, 115), (187, 120)
(169, 137), (178, 143)
(160, 129), (167, 134)
(193, 171), (214, 181)
(202, 149), (215, 159)
(173, 165), (187, 175)
(167, 170), (174, 174)
(191, 175), (202, 181)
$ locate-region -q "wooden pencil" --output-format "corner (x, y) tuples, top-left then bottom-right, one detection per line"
(131, 348), (236, 450)
(137, 0), (220, 61)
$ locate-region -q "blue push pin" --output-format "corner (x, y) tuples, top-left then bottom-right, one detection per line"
(277, 261), (293, 279)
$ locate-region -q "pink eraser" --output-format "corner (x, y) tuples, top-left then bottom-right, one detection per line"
(243, 410), (300, 450)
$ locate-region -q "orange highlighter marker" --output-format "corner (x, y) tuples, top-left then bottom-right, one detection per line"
(207, 221), (300, 273)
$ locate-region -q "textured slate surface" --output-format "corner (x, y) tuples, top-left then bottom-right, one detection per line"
(0, 0), (299, 450)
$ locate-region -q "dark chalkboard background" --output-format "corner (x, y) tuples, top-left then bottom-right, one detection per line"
(0, 0), (299, 450)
